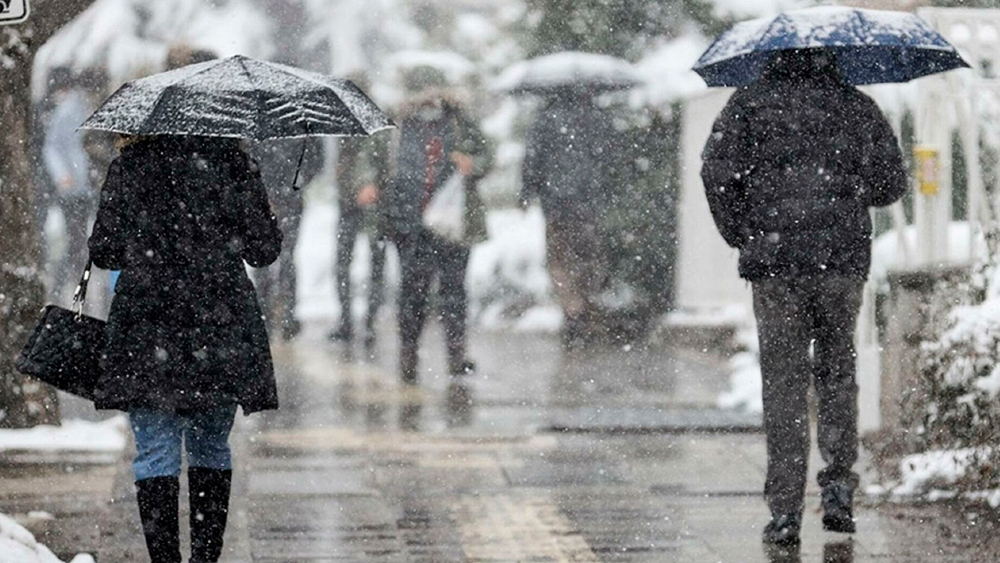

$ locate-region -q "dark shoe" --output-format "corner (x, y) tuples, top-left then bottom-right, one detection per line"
(763, 513), (801, 546)
(135, 477), (182, 563)
(449, 359), (476, 377)
(561, 316), (588, 351)
(328, 321), (353, 343)
(188, 467), (232, 563)
(822, 482), (856, 534)
(362, 332), (377, 357)
(401, 368), (418, 385)
(281, 318), (301, 342)
(400, 343), (419, 385)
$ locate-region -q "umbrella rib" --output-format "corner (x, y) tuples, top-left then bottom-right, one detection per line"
(264, 64), (370, 135)
(757, 13), (789, 53)
(142, 84), (180, 136)
(234, 56), (266, 140)
(852, 10), (873, 45)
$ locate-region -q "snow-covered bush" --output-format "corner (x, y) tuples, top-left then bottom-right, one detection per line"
(913, 226), (1000, 491)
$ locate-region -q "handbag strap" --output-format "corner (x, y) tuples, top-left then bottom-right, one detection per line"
(71, 259), (93, 316)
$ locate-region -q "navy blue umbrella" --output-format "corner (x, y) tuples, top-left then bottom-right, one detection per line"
(694, 6), (970, 87)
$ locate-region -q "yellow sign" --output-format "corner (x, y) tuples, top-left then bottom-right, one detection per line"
(914, 146), (940, 196)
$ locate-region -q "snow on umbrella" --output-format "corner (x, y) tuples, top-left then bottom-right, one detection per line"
(693, 6), (970, 87)
(493, 51), (644, 95)
(79, 55), (395, 139)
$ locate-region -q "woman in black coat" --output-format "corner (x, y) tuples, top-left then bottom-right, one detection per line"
(88, 135), (281, 563)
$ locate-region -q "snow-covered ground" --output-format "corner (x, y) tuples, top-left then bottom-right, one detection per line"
(0, 512), (94, 563)
(0, 419), (125, 561)
(717, 324), (763, 414)
(0, 416), (127, 454)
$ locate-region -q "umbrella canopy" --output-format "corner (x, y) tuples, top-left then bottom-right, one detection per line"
(693, 6), (970, 87)
(494, 51), (644, 95)
(80, 55), (395, 140)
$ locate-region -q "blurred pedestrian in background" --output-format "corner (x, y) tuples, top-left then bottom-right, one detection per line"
(329, 73), (391, 354)
(89, 134), (282, 563)
(40, 66), (95, 301)
(701, 50), (907, 545)
(520, 87), (616, 349)
(382, 66), (494, 384)
(165, 44), (219, 70)
(251, 136), (324, 341)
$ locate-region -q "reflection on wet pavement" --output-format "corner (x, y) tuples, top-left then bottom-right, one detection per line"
(764, 540), (854, 563)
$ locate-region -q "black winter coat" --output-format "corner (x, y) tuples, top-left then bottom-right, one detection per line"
(521, 96), (617, 223)
(88, 137), (282, 414)
(701, 66), (907, 281)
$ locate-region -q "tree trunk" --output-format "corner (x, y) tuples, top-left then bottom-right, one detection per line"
(0, 0), (95, 428)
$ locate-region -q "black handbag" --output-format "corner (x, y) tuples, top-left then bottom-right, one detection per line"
(15, 260), (105, 401)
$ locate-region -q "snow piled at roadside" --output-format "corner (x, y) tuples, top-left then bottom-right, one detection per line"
(870, 222), (982, 288)
(717, 351), (763, 414)
(893, 448), (979, 498)
(295, 200), (556, 332)
(875, 448), (1000, 508)
(0, 512), (94, 563)
(667, 306), (763, 415)
(469, 206), (555, 331)
(717, 325), (763, 414)
(0, 417), (127, 453)
(665, 304), (748, 328)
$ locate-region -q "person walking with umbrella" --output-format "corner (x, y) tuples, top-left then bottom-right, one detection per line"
(497, 52), (643, 348)
(81, 56), (393, 563)
(697, 7), (968, 545)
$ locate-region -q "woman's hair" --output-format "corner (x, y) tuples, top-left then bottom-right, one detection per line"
(115, 135), (149, 150)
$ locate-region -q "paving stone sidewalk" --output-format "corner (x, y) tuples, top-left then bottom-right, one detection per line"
(8, 323), (1000, 562)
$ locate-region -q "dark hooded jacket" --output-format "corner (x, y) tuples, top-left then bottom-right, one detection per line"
(521, 92), (617, 223)
(88, 136), (282, 414)
(701, 51), (907, 281)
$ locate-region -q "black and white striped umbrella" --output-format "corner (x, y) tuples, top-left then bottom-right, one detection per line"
(79, 55), (394, 140)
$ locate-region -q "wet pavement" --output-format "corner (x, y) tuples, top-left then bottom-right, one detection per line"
(10, 321), (1000, 561)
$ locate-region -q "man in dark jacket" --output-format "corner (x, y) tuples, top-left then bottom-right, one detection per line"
(383, 67), (493, 384)
(701, 50), (906, 545)
(520, 89), (615, 348)
(329, 79), (392, 352)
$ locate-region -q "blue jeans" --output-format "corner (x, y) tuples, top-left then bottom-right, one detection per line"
(129, 406), (237, 481)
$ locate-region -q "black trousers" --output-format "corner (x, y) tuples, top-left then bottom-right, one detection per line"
(752, 275), (864, 517)
(336, 206), (386, 335)
(257, 198), (302, 330)
(395, 230), (470, 378)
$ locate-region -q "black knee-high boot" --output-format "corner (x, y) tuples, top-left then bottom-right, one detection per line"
(188, 467), (232, 563)
(135, 477), (181, 563)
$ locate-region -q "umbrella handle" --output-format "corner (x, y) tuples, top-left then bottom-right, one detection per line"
(291, 138), (306, 191)
(291, 121), (313, 191)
